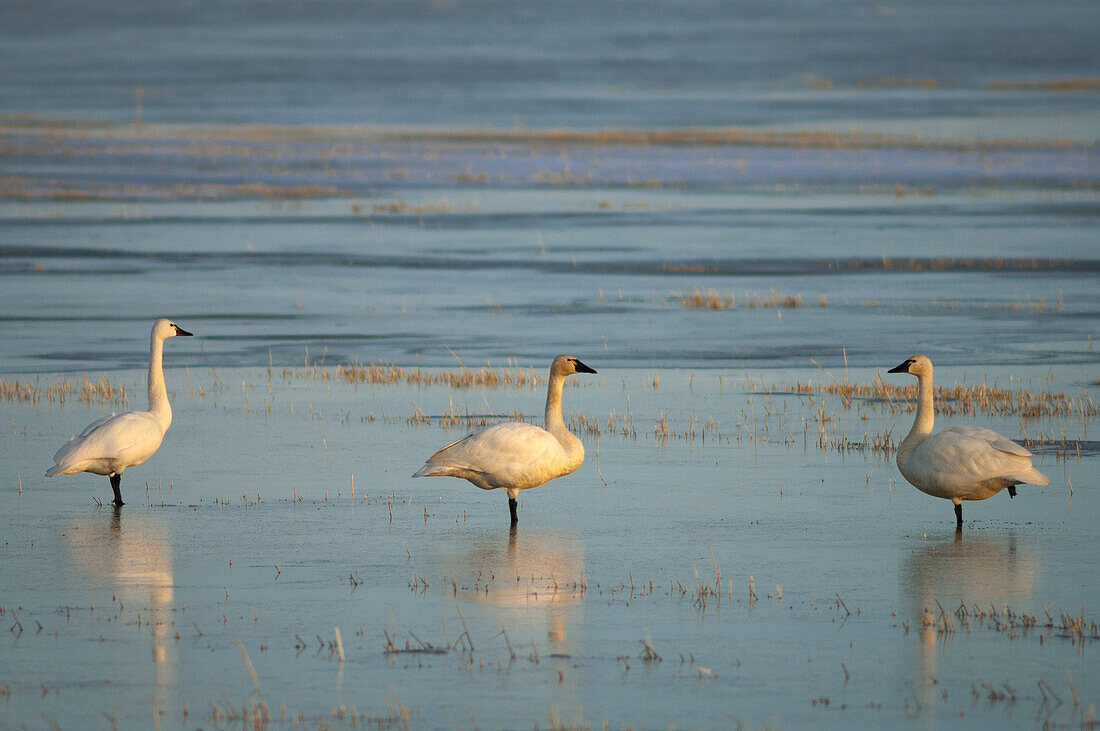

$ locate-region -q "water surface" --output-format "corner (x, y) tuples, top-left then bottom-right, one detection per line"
(0, 0), (1098, 727)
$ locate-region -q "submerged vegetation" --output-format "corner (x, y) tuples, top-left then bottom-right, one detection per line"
(0, 375), (128, 407)
(762, 376), (1098, 419)
(3, 116), (1090, 151)
(2, 116), (1095, 202)
(330, 361), (544, 390)
(673, 289), (803, 310)
(6, 359), (1093, 463)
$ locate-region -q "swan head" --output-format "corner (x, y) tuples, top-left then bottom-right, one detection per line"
(888, 354), (932, 378)
(152, 318), (194, 340)
(550, 354), (597, 378)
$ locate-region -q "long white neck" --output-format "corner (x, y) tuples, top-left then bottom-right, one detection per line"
(543, 370), (584, 465)
(898, 370), (934, 464)
(543, 371), (568, 435)
(147, 332), (172, 432)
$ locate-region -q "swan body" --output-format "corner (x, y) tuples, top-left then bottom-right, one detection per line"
(46, 319), (193, 505)
(888, 354), (1049, 528)
(413, 354), (597, 523)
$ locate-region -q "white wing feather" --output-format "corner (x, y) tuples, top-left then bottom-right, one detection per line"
(47, 411), (164, 476)
(941, 425), (1032, 458)
(414, 422), (568, 490)
(910, 426), (1047, 493)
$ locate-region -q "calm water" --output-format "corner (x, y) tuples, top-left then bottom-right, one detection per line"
(3, 0), (1099, 139)
(1, 0), (1098, 728)
(1, 365), (1097, 728)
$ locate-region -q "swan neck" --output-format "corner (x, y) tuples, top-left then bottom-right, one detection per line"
(148, 332), (172, 431)
(906, 371), (935, 443)
(543, 372), (567, 435)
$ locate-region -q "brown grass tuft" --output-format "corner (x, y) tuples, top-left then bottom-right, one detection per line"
(673, 288), (803, 310)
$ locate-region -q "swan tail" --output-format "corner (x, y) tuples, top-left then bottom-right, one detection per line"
(413, 434), (476, 478)
(412, 459), (474, 479)
(45, 462), (81, 477)
(1022, 467), (1051, 487)
(1006, 466), (1051, 488)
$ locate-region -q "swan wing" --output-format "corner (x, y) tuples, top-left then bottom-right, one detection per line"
(78, 413), (121, 439)
(414, 422), (564, 488)
(941, 425), (1032, 458)
(912, 426), (1043, 491)
(50, 413), (118, 467)
(48, 411), (164, 474)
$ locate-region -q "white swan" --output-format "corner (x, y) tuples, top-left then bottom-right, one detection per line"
(888, 354), (1050, 528)
(412, 355), (598, 524)
(45, 319), (193, 506)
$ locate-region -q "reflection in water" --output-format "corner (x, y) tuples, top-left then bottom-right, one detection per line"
(434, 528), (584, 655)
(65, 509), (176, 712)
(900, 531), (1039, 725)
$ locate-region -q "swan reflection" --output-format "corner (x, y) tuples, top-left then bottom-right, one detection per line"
(900, 531), (1039, 723)
(434, 528), (584, 653)
(65, 509), (176, 707)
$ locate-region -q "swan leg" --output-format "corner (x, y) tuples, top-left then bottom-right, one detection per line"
(110, 473), (124, 507)
(509, 497), (518, 525)
(1007, 485), (1017, 498)
(954, 502), (962, 529)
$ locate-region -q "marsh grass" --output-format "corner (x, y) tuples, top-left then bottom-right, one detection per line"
(0, 177), (347, 201)
(757, 376), (1098, 419)
(673, 288), (803, 310)
(370, 198), (458, 214)
(731, 372), (1094, 457)
(914, 296), (1065, 313)
(4, 116), (1087, 151)
(0, 375), (128, 408)
(835, 256), (1079, 272)
(208, 694), (409, 730)
(673, 288), (1069, 315)
(928, 601), (1099, 645)
(280, 361), (546, 391)
(988, 78), (1100, 92)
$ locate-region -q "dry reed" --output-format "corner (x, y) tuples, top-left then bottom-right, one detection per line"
(767, 377), (1097, 419)
(0, 375), (128, 407)
(673, 288), (803, 310)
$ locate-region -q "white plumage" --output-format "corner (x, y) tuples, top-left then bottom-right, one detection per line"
(413, 354), (597, 524)
(46, 319), (193, 506)
(888, 354), (1050, 528)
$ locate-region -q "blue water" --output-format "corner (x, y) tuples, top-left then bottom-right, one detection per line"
(1, 2), (1099, 728)
(2, 0), (1098, 137)
(2, 0), (1097, 375)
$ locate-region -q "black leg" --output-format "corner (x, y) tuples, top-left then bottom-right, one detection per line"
(110, 473), (124, 507)
(1007, 485), (1017, 498)
(954, 502), (962, 529)
(509, 497), (518, 525)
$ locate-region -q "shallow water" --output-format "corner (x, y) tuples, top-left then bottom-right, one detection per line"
(2, 0), (1099, 727)
(1, 182), (1098, 375)
(3, 0), (1099, 140)
(1, 364), (1098, 727)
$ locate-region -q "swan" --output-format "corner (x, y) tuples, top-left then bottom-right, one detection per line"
(888, 354), (1050, 528)
(413, 355), (598, 524)
(45, 319), (193, 506)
